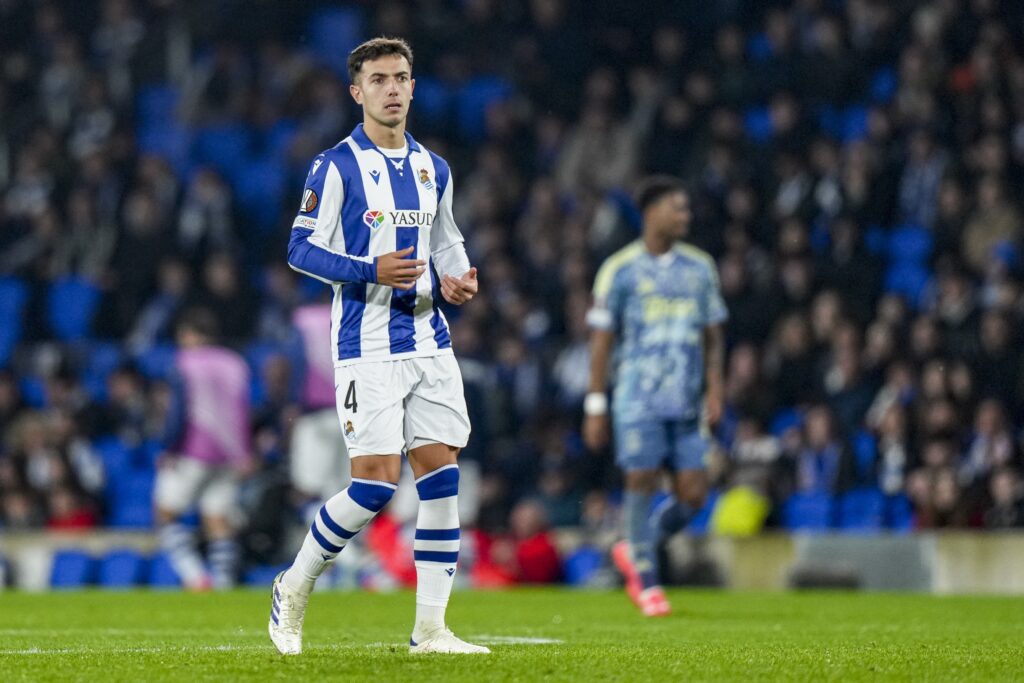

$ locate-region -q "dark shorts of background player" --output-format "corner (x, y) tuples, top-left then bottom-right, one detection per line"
(613, 417), (708, 472)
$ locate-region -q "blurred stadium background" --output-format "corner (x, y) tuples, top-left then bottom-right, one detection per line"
(1, 0), (1024, 594)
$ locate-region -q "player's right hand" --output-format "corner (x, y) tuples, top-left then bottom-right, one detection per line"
(376, 246), (426, 290)
(583, 414), (610, 451)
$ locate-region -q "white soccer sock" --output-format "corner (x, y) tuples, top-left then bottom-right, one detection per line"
(282, 479), (397, 596)
(411, 465), (461, 643)
(159, 522), (207, 588)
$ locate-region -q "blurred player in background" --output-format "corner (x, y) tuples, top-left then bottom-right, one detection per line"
(155, 308), (252, 590)
(583, 177), (727, 616)
(269, 37), (487, 655)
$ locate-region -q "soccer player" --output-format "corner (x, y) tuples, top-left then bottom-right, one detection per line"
(269, 37), (488, 655)
(583, 176), (727, 617)
(155, 307), (252, 591)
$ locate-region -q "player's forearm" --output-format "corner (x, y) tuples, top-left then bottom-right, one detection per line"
(287, 227), (377, 284)
(588, 329), (615, 394)
(703, 324), (725, 393)
(432, 241), (470, 278)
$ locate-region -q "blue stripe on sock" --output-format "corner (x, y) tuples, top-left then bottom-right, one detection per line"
(347, 481), (396, 512)
(414, 528), (460, 541)
(319, 507), (356, 539)
(414, 550), (459, 564)
(415, 466), (459, 500)
(310, 522), (342, 554)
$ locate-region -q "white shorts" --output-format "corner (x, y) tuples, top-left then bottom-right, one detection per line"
(154, 457), (239, 518)
(334, 354), (471, 458)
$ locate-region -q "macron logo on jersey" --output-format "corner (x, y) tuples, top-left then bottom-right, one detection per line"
(363, 209), (434, 230)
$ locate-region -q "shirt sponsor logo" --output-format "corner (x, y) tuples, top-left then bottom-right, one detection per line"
(362, 209), (434, 229)
(300, 188), (318, 213)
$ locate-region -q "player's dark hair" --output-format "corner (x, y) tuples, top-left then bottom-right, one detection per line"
(347, 37), (414, 84)
(175, 307), (220, 343)
(635, 175), (686, 215)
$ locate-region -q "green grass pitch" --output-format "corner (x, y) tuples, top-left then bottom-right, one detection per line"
(2, 588), (1022, 681)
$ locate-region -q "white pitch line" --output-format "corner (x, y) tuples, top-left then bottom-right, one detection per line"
(470, 635), (564, 645)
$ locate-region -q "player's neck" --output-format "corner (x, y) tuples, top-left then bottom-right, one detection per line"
(363, 117), (407, 150)
(642, 231), (674, 256)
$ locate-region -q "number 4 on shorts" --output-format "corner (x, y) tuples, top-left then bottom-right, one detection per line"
(344, 380), (358, 413)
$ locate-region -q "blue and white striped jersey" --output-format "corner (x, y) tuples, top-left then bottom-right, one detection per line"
(287, 124), (470, 366)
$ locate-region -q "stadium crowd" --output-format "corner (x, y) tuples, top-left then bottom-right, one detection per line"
(2, 0), (1024, 577)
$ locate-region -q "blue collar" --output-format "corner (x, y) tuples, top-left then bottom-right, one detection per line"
(350, 123), (421, 153)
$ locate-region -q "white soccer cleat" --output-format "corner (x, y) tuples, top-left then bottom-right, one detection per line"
(268, 571), (308, 655)
(409, 628), (491, 655)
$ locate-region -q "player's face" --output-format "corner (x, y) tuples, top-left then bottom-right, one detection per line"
(651, 190), (691, 239)
(349, 54), (415, 129)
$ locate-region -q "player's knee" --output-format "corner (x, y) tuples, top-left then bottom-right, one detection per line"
(624, 469), (659, 494)
(350, 454), (401, 483)
(347, 479), (396, 512)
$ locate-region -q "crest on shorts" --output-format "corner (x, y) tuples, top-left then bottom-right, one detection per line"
(363, 210), (385, 230)
(344, 420), (355, 441)
(300, 188), (318, 213)
(418, 168), (434, 190)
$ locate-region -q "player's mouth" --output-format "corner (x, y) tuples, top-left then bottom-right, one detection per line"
(384, 102), (402, 113)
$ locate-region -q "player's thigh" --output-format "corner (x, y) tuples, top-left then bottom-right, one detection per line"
(613, 418), (671, 472)
(154, 456), (208, 515)
(290, 408), (350, 499)
(403, 355), (471, 452)
(335, 363), (407, 458)
(197, 467), (241, 524)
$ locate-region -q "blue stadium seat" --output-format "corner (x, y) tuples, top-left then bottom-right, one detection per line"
(306, 7), (364, 75)
(148, 553), (182, 588)
(50, 550), (97, 588)
(408, 76), (452, 126)
(888, 224), (933, 263)
(98, 549), (148, 588)
(746, 33), (773, 62)
(243, 564), (290, 586)
(852, 431), (878, 482)
(456, 77), (512, 142)
(870, 66), (898, 104)
(864, 224), (888, 254)
(837, 487), (885, 532)
(886, 494), (915, 531)
(134, 343), (177, 380)
(137, 124), (193, 175)
(47, 277), (102, 341)
(744, 106), (773, 143)
(81, 342), (124, 401)
(0, 277), (28, 366)
(562, 546), (603, 585)
(194, 125), (251, 178)
(136, 85), (180, 127)
(884, 262), (931, 309)
(106, 471), (155, 528)
(18, 375), (47, 408)
(232, 158), (285, 231)
(263, 119), (298, 162)
(93, 436), (134, 474)
(782, 492), (834, 531)
(770, 408), (803, 436)
(842, 105), (870, 143)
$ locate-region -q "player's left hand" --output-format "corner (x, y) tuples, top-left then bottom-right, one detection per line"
(441, 267), (478, 305)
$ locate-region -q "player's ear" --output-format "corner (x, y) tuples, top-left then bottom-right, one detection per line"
(409, 77), (415, 99)
(349, 83), (363, 105)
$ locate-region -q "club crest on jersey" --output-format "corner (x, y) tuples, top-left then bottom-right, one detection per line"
(363, 210), (385, 230)
(344, 420), (356, 441)
(418, 168), (434, 190)
(300, 188), (318, 213)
